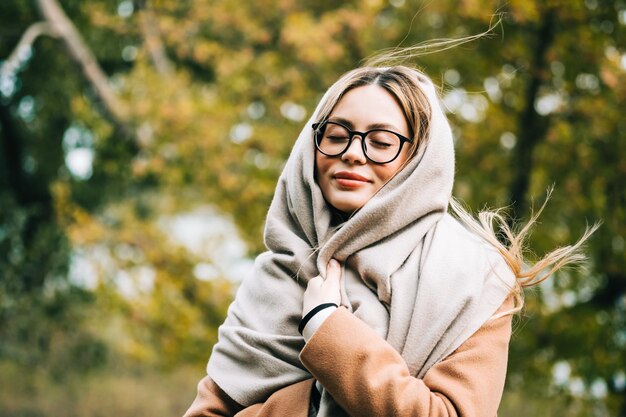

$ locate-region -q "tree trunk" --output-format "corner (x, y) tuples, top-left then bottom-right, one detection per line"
(508, 8), (556, 218)
(0, 102), (27, 204)
(0, 102), (54, 291)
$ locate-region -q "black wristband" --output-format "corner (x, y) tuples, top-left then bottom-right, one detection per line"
(298, 303), (338, 335)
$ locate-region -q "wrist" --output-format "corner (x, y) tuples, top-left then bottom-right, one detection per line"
(302, 306), (337, 342)
(298, 303), (338, 335)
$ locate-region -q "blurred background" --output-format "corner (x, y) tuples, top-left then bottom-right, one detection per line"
(0, 0), (625, 416)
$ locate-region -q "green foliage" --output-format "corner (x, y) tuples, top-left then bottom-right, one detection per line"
(0, 361), (201, 417)
(1, 0), (625, 415)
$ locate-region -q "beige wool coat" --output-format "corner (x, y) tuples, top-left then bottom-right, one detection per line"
(183, 295), (514, 417)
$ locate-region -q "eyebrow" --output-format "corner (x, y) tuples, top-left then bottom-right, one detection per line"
(328, 117), (402, 133)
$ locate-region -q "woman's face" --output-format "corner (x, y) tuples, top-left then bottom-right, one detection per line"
(315, 84), (412, 214)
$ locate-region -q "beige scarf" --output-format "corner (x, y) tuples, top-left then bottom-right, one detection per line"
(207, 72), (515, 416)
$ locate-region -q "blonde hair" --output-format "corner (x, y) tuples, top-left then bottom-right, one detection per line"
(314, 56), (597, 314)
(450, 196), (599, 315)
(313, 66), (433, 160)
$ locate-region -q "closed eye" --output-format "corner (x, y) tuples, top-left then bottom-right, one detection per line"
(369, 140), (392, 148)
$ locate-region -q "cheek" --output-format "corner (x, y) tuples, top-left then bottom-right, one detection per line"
(315, 152), (330, 181)
(315, 153), (335, 201)
(371, 163), (400, 183)
(375, 148), (411, 181)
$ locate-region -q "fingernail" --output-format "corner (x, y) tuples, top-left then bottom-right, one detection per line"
(329, 259), (339, 268)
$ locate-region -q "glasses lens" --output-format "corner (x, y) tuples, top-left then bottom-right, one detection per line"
(364, 131), (401, 163)
(318, 123), (351, 156)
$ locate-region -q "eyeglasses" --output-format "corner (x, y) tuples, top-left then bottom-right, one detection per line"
(312, 121), (413, 164)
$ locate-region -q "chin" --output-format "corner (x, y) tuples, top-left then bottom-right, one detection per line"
(329, 198), (366, 214)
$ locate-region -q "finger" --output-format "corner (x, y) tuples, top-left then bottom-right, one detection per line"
(338, 262), (345, 288)
(306, 275), (322, 288)
(325, 259), (341, 282)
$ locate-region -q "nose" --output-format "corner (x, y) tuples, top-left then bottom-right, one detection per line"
(341, 135), (367, 164)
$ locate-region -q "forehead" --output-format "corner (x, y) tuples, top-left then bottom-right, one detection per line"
(329, 85), (408, 134)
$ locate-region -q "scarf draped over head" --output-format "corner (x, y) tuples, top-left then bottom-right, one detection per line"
(207, 69), (515, 417)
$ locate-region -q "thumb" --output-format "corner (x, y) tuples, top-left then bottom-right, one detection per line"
(326, 259), (342, 282)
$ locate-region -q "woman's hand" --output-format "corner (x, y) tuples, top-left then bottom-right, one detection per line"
(303, 259), (343, 317)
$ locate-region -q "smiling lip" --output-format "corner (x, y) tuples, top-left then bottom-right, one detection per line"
(333, 171), (370, 188)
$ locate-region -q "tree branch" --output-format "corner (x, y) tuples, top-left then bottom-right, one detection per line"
(36, 0), (134, 138)
(135, 0), (173, 76)
(0, 22), (58, 78)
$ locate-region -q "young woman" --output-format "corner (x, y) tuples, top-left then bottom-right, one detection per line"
(183, 64), (592, 417)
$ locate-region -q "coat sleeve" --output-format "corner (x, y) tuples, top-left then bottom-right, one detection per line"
(183, 374), (314, 417)
(183, 375), (245, 417)
(299, 296), (514, 417)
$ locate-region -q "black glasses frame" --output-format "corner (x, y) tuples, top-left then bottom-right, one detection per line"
(312, 121), (413, 164)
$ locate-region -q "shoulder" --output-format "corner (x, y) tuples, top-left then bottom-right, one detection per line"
(434, 213), (516, 286)
(436, 213), (487, 248)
